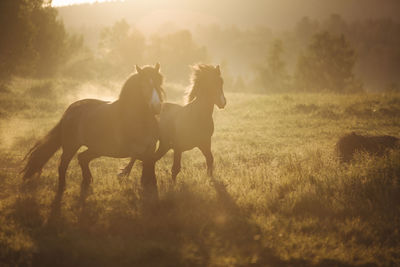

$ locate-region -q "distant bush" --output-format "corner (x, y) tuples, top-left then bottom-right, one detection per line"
(336, 132), (399, 163)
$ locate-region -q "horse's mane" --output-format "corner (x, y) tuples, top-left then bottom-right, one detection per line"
(119, 72), (140, 102)
(185, 64), (218, 104)
(119, 67), (165, 108)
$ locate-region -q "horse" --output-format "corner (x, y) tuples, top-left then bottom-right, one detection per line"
(22, 63), (164, 199)
(119, 64), (226, 182)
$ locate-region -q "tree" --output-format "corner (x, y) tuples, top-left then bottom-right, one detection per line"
(295, 31), (361, 92)
(99, 19), (146, 77)
(0, 0), (37, 83)
(147, 30), (207, 82)
(0, 0), (83, 83)
(31, 5), (70, 77)
(257, 39), (290, 92)
(294, 17), (319, 45)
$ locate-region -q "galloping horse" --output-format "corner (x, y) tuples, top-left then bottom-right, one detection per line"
(120, 64), (226, 182)
(23, 64), (164, 196)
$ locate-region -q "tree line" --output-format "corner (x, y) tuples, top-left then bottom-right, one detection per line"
(1, 2), (399, 94)
(196, 14), (400, 93)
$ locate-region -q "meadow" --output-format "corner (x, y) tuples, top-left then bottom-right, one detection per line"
(0, 78), (400, 266)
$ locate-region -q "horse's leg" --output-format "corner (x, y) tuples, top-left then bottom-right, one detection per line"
(199, 143), (214, 177)
(48, 146), (78, 221)
(171, 150), (182, 183)
(51, 145), (79, 218)
(141, 158), (158, 202)
(77, 149), (98, 206)
(118, 158), (135, 179)
(77, 149), (98, 185)
(58, 146), (79, 194)
(153, 139), (170, 161)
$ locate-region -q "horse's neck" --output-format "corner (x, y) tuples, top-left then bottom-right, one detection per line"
(190, 97), (214, 118)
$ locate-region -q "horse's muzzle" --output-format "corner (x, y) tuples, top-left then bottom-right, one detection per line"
(150, 89), (162, 114)
(216, 95), (226, 109)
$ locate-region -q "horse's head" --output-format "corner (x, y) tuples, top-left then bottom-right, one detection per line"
(211, 65), (226, 109)
(135, 63), (164, 114)
(187, 64), (226, 109)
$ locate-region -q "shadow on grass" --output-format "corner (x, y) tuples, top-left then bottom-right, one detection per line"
(47, 177), (92, 227)
(4, 175), (378, 267)
(47, 187), (63, 225)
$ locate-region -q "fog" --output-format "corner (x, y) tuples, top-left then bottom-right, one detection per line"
(50, 0), (400, 92)
(58, 0), (400, 31)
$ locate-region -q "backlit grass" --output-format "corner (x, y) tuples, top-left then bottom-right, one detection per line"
(0, 78), (399, 266)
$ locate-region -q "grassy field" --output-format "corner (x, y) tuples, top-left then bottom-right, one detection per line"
(0, 78), (400, 266)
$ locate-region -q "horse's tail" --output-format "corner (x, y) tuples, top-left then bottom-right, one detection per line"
(22, 121), (62, 179)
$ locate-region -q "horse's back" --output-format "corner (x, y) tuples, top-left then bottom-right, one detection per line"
(60, 99), (112, 146)
(64, 99), (110, 115)
(160, 102), (214, 151)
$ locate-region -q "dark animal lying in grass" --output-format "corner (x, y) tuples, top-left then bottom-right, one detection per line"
(336, 132), (399, 163)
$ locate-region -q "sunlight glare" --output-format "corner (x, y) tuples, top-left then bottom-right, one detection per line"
(52, 0), (123, 7)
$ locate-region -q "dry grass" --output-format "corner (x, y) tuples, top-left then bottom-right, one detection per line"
(0, 79), (400, 266)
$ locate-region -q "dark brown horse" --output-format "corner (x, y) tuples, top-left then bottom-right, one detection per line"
(120, 64), (226, 182)
(23, 64), (164, 198)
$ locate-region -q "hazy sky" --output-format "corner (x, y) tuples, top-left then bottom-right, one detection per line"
(57, 0), (400, 32)
(52, 0), (121, 7)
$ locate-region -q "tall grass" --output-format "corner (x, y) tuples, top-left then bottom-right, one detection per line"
(0, 79), (399, 266)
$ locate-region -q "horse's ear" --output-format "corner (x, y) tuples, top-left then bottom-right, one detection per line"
(136, 65), (142, 73)
(215, 65), (221, 75)
(155, 62), (160, 72)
